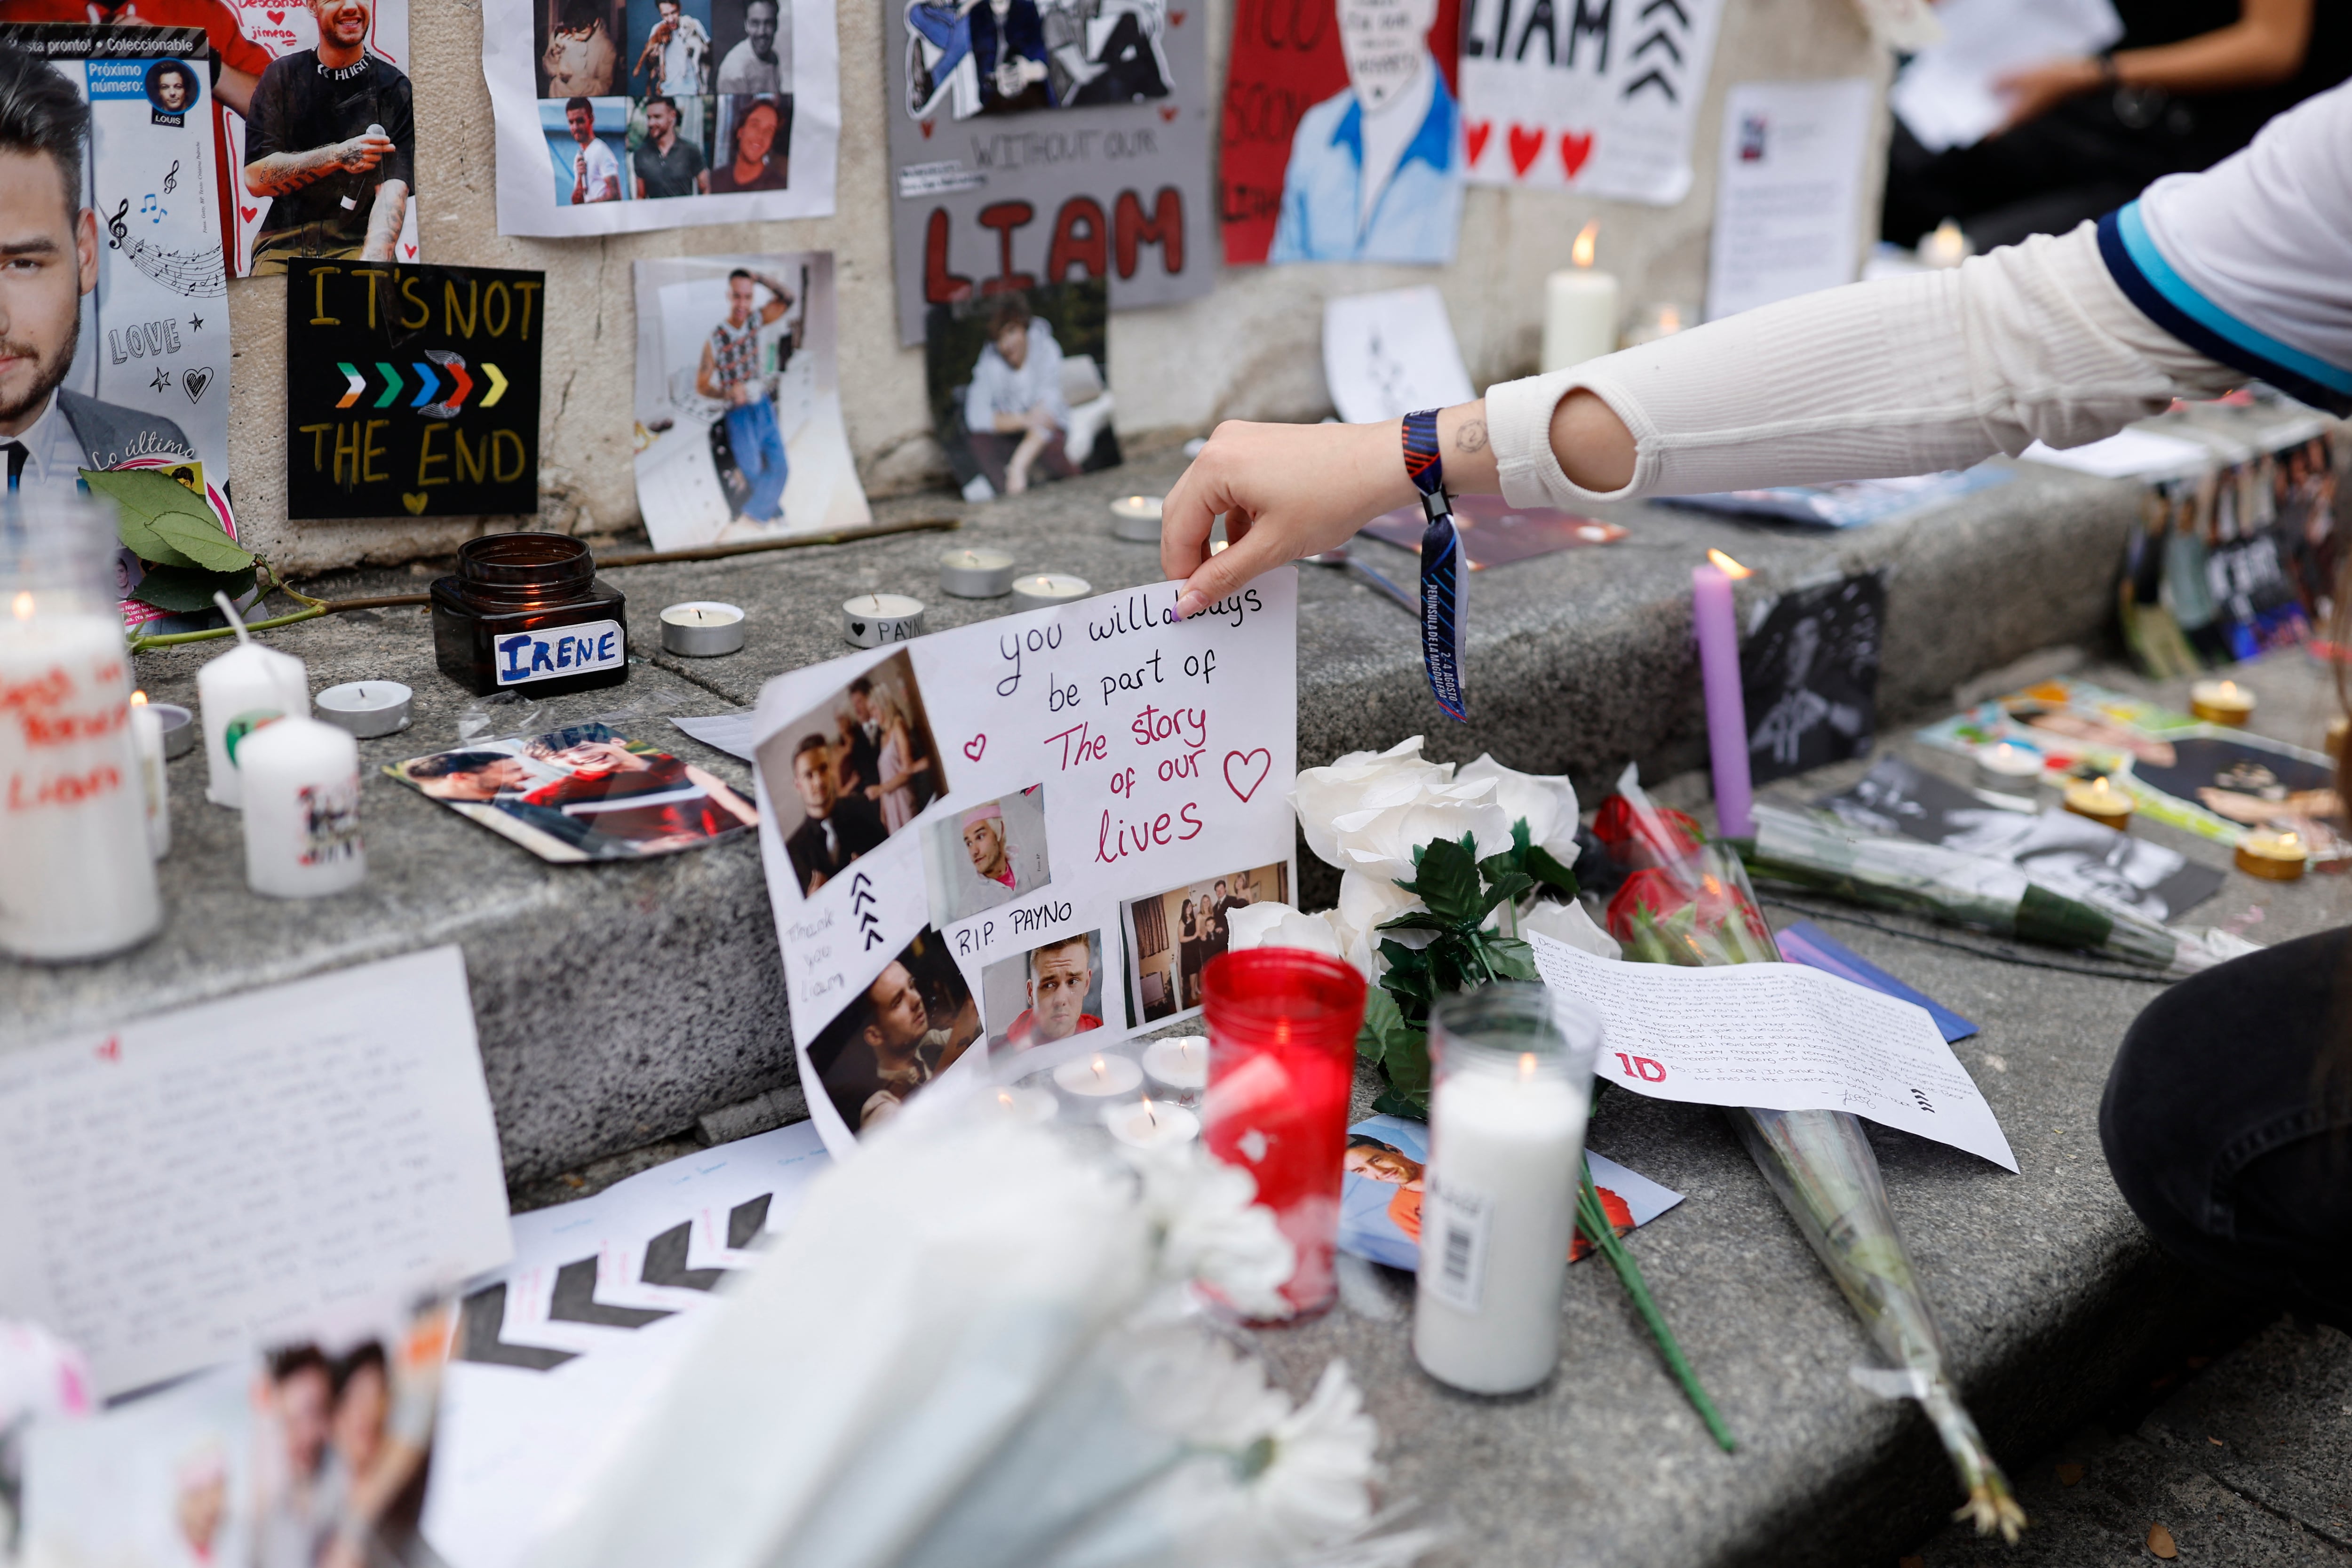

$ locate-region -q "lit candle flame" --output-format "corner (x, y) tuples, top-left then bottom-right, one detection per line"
(1657, 305), (1683, 334)
(10, 590), (31, 621)
(1572, 221), (1598, 269)
(1141, 1097), (1158, 1128)
(1519, 1051), (1538, 1080)
(1706, 549), (1752, 579)
(131, 690), (148, 708)
(1091, 1055), (1107, 1081)
(997, 1090), (1014, 1108)
(2281, 831), (2301, 850)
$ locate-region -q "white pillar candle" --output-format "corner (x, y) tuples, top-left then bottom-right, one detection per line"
(1539, 223), (1621, 373)
(0, 597), (160, 960)
(1051, 1051), (1143, 1098)
(237, 715), (365, 899)
(1103, 1097), (1200, 1148)
(1141, 1033), (1207, 1102)
(129, 691), (170, 859)
(842, 593), (926, 648)
(198, 638), (308, 809)
(1011, 573), (1090, 611)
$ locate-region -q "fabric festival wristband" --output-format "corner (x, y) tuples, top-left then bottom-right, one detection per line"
(1403, 408), (1466, 721)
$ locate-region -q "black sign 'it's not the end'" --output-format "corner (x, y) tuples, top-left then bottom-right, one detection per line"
(285, 260), (546, 521)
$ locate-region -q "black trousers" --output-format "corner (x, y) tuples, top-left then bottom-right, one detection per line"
(2100, 927), (2352, 1329)
(1882, 89), (2225, 251)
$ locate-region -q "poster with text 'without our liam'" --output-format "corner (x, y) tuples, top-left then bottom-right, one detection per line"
(1457, 0), (1722, 203)
(750, 573), (1298, 1154)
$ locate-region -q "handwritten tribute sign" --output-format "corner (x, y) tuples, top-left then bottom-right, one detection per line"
(751, 572), (1298, 1154)
(284, 259), (546, 520)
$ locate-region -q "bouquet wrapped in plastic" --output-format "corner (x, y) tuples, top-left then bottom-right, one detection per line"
(1600, 768), (2027, 1540)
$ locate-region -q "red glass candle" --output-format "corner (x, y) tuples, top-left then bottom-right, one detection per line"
(1201, 947), (1367, 1320)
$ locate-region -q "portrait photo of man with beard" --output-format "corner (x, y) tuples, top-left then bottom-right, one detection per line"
(0, 46), (197, 502)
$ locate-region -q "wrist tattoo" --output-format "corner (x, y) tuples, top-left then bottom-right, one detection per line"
(1454, 419), (1488, 456)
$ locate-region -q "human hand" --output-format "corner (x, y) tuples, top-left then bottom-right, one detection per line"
(340, 132), (394, 172)
(1992, 56), (2103, 132)
(1160, 419), (1414, 619)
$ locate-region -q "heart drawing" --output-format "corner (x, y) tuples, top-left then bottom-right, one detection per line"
(404, 242), (417, 258)
(1464, 119), (1492, 167)
(1224, 748), (1271, 803)
(1159, 104), (1177, 121)
(963, 733), (987, 762)
(849, 620), (867, 638)
(238, 205), (257, 223)
(1559, 129), (1595, 178)
(182, 366), (211, 403)
(402, 492), (428, 515)
(1508, 124), (1545, 177)
(920, 118), (935, 139)
(266, 8), (284, 20)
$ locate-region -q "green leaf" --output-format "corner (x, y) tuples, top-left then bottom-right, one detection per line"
(1398, 836), (1484, 927)
(1380, 1024), (1432, 1106)
(147, 512), (253, 572)
(1372, 912), (1448, 932)
(1524, 843), (1581, 899)
(80, 466), (206, 525)
(1483, 934), (1538, 982)
(129, 564), (254, 613)
(1371, 1086), (1427, 1119)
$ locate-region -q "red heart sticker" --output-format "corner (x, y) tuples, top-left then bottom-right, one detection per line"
(266, 7), (283, 19)
(1159, 104), (1177, 122)
(1559, 129), (1594, 179)
(1507, 124), (1544, 177)
(238, 205), (257, 223)
(1464, 119), (1492, 167)
(1223, 748), (1271, 803)
(963, 733), (987, 762)
(920, 118), (935, 139)
(404, 242), (417, 258)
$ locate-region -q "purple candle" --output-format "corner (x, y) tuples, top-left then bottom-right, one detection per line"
(1692, 549), (1755, 839)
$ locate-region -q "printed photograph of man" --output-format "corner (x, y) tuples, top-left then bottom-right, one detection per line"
(708, 92), (788, 191)
(926, 280), (1115, 504)
(755, 648), (947, 895)
(240, 0), (417, 272)
(563, 96), (624, 201)
(713, 0), (789, 93)
(631, 0), (710, 94)
(922, 782), (1050, 925)
(697, 265), (794, 524)
(983, 929), (1106, 1053)
(1268, 0), (1461, 264)
(778, 732), (885, 893)
(1123, 860), (1288, 1021)
(810, 929), (980, 1135)
(0, 0), (270, 114)
(539, 0), (622, 95)
(0, 47), (199, 501)
(393, 727), (756, 863)
(630, 94), (710, 196)
(143, 58), (197, 125)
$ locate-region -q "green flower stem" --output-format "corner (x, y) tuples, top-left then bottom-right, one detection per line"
(129, 604), (328, 651)
(1578, 1157), (1737, 1453)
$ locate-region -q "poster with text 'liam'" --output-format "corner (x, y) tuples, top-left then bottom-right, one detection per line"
(751, 573), (1298, 1154)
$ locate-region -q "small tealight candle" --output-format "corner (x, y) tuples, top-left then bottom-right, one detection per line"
(2234, 828), (2308, 881)
(1141, 1033), (1207, 1103)
(1973, 741), (2044, 799)
(1051, 1051), (1144, 1098)
(1011, 573), (1091, 611)
(2062, 775), (2132, 831)
(150, 700), (196, 758)
(315, 680), (413, 738)
(2190, 679), (2256, 727)
(129, 691), (170, 859)
(842, 593), (926, 648)
(1108, 495), (1164, 542)
(990, 1084), (1060, 1124)
(660, 601), (747, 657)
(938, 547), (1017, 599)
(1104, 1097), (1200, 1149)
(237, 714), (365, 899)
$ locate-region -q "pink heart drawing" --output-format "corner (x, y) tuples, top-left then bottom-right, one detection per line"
(1559, 129), (1595, 179)
(1159, 104), (1177, 122)
(239, 204), (258, 223)
(963, 733), (987, 762)
(1463, 119), (1492, 167)
(1168, 8), (1185, 22)
(403, 242), (417, 258)
(920, 118), (935, 139)
(265, 7), (284, 20)
(1223, 748), (1271, 803)
(1507, 124), (1544, 178)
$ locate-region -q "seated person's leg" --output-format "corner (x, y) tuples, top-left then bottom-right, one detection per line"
(2100, 927), (2352, 1329)
(965, 429), (1015, 492)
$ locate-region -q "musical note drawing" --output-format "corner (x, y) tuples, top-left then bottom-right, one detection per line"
(161, 159), (179, 195)
(103, 198), (128, 249)
(139, 193), (165, 224)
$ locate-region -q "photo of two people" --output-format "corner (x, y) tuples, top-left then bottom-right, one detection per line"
(1122, 861), (1287, 1022)
(807, 927), (982, 1135)
(755, 649), (947, 896)
(390, 723), (759, 863)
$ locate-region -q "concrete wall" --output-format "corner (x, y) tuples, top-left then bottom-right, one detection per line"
(225, 0), (1892, 573)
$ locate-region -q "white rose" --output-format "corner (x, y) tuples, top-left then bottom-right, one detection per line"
(1223, 901), (1348, 961)
(1329, 794), (1513, 885)
(1290, 737), (1454, 869)
(1457, 754), (1581, 866)
(1518, 897), (1621, 959)
(1320, 871), (1423, 980)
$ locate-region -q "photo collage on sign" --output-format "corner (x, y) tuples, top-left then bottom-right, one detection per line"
(536, 0), (792, 204)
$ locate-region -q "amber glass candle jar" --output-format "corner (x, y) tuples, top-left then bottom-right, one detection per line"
(430, 534), (629, 697)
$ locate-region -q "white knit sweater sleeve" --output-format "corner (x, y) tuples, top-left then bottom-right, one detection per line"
(1484, 221), (2244, 510)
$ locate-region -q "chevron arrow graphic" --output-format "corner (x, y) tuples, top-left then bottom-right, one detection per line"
(480, 362), (509, 407)
(409, 361), (442, 408)
(418, 350), (475, 420)
(548, 1256), (675, 1327)
(454, 1282), (577, 1370)
(727, 1193), (772, 1249)
(641, 1220), (731, 1291)
(373, 361), (403, 408)
(336, 362), (365, 408)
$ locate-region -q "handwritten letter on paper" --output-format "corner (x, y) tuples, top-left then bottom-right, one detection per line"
(0, 947), (513, 1396)
(1530, 934), (2017, 1170)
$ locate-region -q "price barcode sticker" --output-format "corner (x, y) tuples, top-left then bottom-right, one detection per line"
(1422, 1176), (1492, 1313)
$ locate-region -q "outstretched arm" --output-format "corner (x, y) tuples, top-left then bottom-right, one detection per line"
(244, 132), (393, 197)
(360, 180), (407, 262)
